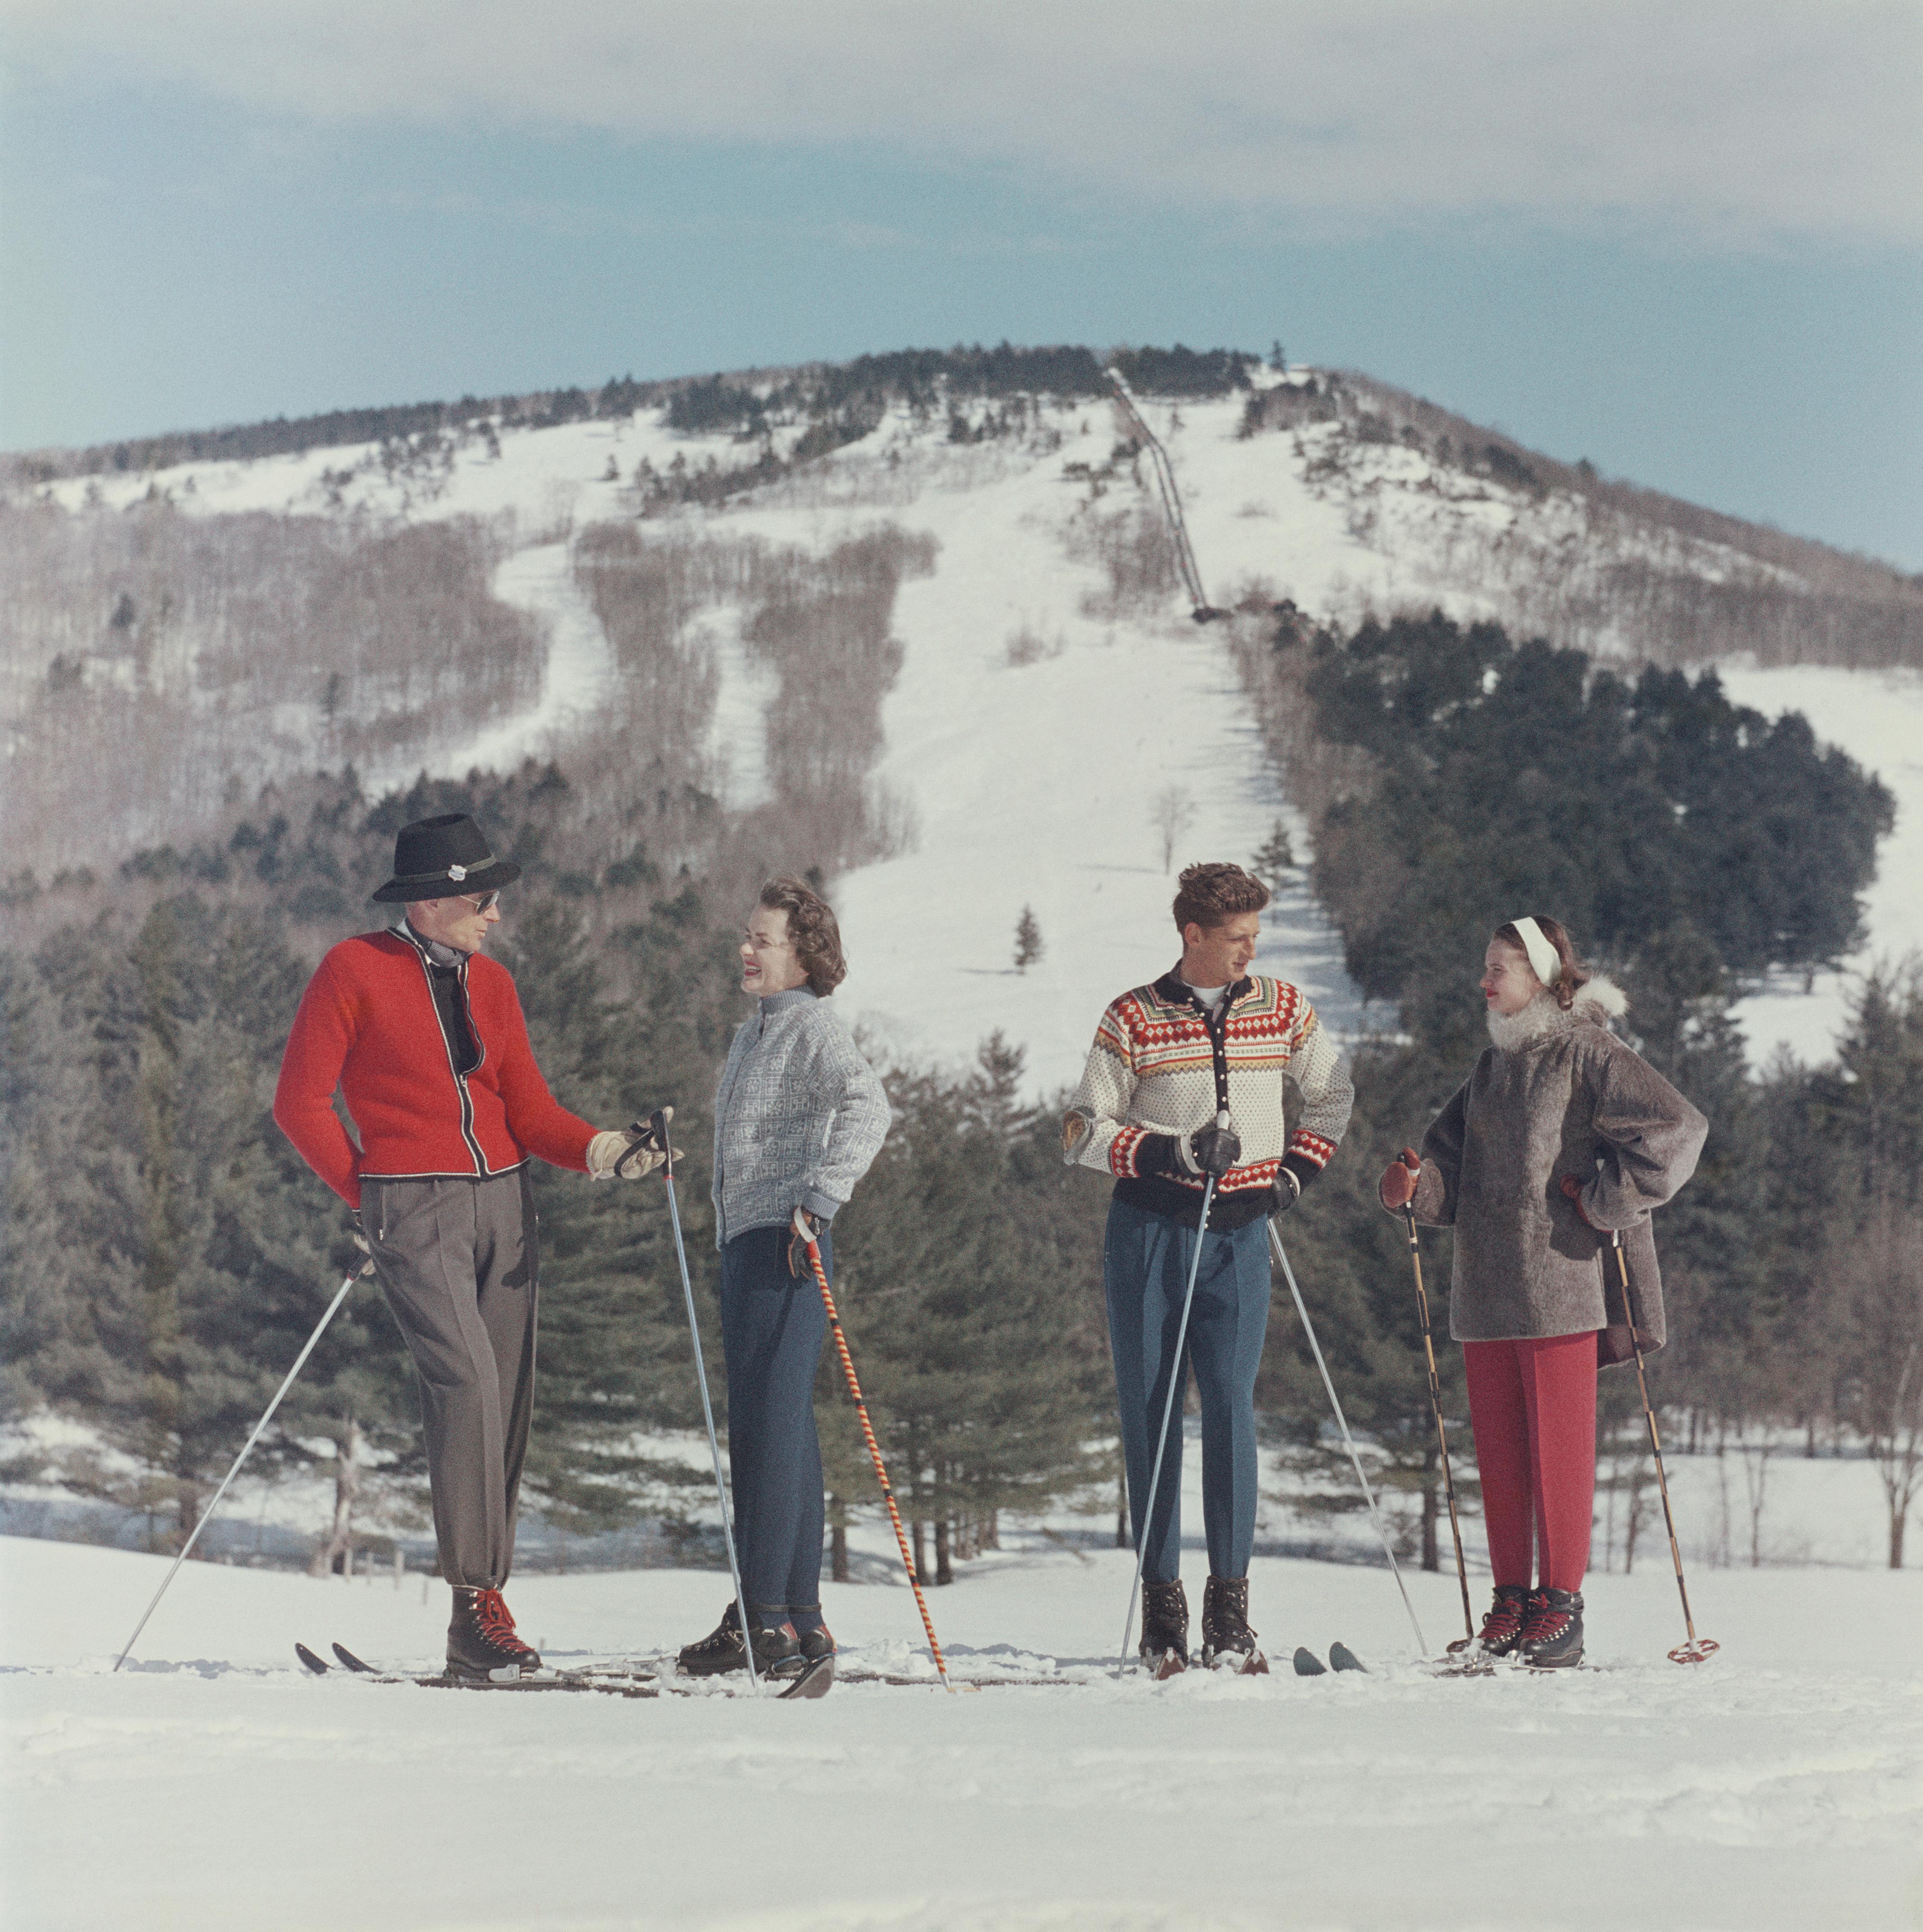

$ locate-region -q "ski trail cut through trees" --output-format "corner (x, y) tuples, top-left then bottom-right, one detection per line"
(418, 540), (616, 785)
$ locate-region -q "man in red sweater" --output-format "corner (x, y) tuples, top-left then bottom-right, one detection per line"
(275, 812), (664, 1680)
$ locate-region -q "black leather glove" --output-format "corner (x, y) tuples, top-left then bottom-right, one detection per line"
(787, 1208), (826, 1278)
(1178, 1121), (1241, 1177)
(1270, 1167), (1303, 1215)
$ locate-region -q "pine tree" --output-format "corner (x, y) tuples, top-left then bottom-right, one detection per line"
(499, 900), (718, 1540)
(821, 1040), (1111, 1582)
(1013, 906), (1043, 974)
(1251, 820), (1295, 884)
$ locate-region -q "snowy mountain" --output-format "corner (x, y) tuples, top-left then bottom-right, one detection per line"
(9, 359), (1919, 1078)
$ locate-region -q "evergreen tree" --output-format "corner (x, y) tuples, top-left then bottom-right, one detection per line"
(1013, 906), (1043, 974)
(823, 1039), (1110, 1581)
(1251, 820), (1295, 884)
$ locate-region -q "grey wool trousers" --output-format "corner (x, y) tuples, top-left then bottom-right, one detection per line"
(359, 1169), (539, 1589)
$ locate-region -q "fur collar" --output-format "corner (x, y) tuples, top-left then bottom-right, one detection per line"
(1486, 974), (1626, 1052)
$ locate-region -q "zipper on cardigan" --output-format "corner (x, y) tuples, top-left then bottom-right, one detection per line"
(398, 930), (490, 1177)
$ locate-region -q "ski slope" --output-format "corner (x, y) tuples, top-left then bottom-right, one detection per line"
(32, 389), (1921, 1078)
(5, 1533), (1921, 1932)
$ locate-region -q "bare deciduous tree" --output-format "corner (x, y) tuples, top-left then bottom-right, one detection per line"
(1150, 784), (1195, 874)
(1838, 1197), (1923, 1568)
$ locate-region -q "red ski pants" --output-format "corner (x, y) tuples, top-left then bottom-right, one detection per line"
(1461, 1331), (1598, 1593)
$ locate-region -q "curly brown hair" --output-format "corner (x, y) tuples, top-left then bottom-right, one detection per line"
(758, 876), (848, 997)
(1493, 915), (1593, 1011)
(1172, 861), (1271, 932)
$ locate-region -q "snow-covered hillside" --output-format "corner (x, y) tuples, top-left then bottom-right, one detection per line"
(27, 379), (1920, 1078)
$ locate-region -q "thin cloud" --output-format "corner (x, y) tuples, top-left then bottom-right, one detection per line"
(9, 0), (1920, 246)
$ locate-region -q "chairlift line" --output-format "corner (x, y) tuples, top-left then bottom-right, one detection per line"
(1105, 367), (1230, 624)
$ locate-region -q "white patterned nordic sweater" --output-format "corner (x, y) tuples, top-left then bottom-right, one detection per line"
(1066, 970), (1353, 1227)
(711, 988), (890, 1248)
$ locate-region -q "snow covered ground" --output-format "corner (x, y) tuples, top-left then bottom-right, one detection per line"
(6, 1530), (1920, 1932)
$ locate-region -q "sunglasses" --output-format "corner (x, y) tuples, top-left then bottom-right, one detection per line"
(456, 891), (501, 913)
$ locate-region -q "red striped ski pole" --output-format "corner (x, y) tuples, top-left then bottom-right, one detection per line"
(1610, 1228), (1717, 1665)
(803, 1237), (954, 1693)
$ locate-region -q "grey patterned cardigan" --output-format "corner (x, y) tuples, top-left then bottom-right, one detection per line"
(1408, 977), (1707, 1365)
(711, 987), (890, 1248)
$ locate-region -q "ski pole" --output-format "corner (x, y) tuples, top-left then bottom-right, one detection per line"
(1267, 1219), (1428, 1656)
(800, 1234), (954, 1693)
(650, 1109), (760, 1695)
(1402, 1207), (1476, 1649)
(1115, 1172), (1219, 1675)
(1609, 1228), (1717, 1665)
(115, 1256), (371, 1672)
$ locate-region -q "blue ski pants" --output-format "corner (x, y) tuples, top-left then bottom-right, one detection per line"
(1104, 1198), (1271, 1583)
(718, 1224), (831, 1629)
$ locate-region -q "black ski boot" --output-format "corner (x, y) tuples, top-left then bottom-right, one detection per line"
(446, 1587), (543, 1680)
(1518, 1588), (1584, 1669)
(1200, 1575), (1268, 1674)
(675, 1601), (802, 1679)
(1139, 1578), (1190, 1677)
(1472, 1584), (1531, 1659)
(794, 1621), (836, 1665)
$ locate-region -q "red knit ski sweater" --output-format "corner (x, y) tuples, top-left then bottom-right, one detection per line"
(274, 929), (595, 1209)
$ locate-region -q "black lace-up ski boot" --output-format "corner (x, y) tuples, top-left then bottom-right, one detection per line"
(1200, 1575), (1268, 1673)
(1139, 1578), (1190, 1677)
(675, 1600), (802, 1678)
(1518, 1588), (1584, 1669)
(1473, 1584), (1532, 1659)
(446, 1587), (543, 1680)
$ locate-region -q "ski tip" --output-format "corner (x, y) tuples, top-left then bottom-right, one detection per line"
(331, 1642), (377, 1674)
(1291, 1646), (1328, 1677)
(1329, 1642), (1368, 1674)
(295, 1642), (330, 1676)
(778, 1654), (835, 1700)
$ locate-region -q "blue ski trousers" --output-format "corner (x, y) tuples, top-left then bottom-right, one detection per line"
(719, 1224), (831, 1630)
(1104, 1197), (1271, 1583)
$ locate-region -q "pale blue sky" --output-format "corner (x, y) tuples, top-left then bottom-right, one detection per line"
(4, 3), (1918, 564)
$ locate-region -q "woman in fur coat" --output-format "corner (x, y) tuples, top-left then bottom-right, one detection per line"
(1378, 916), (1707, 1667)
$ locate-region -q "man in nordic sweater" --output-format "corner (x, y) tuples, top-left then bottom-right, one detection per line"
(1065, 861), (1353, 1671)
(675, 877), (889, 1680)
(275, 813), (668, 1679)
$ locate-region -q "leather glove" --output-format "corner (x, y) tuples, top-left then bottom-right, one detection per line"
(1177, 1118), (1241, 1178)
(1270, 1167), (1303, 1215)
(1378, 1147), (1421, 1211)
(787, 1207), (826, 1278)
(587, 1107), (678, 1180)
(1560, 1173), (1598, 1228)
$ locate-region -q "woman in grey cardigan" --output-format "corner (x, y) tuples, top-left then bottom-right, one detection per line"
(1380, 916), (1705, 1668)
(676, 877), (889, 1680)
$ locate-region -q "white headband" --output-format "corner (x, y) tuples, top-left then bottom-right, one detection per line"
(1510, 916), (1561, 987)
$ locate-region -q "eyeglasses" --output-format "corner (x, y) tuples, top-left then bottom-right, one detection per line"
(457, 891), (501, 913)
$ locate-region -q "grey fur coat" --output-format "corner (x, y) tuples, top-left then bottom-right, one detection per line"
(1409, 977), (1707, 1365)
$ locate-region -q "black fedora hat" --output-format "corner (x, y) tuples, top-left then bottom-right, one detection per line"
(371, 814), (522, 904)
